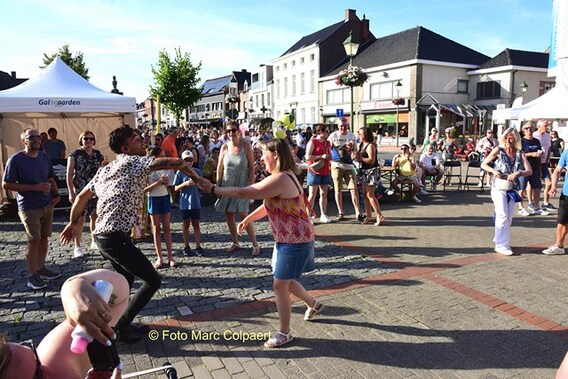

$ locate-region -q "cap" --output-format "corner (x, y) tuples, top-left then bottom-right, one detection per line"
(181, 150), (193, 160)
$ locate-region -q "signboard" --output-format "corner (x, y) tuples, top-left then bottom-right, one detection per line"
(336, 109), (344, 117)
(360, 98), (409, 112)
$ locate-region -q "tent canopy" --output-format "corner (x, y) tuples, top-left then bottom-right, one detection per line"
(0, 57), (136, 114)
(518, 80), (568, 120)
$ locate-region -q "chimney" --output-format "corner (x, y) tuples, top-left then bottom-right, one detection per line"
(11, 71), (16, 79)
(345, 9), (356, 22)
(361, 14), (369, 42)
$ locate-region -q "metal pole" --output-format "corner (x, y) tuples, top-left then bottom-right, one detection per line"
(350, 57), (354, 133)
(395, 105), (399, 147)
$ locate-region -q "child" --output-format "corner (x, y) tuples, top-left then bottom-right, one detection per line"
(145, 146), (177, 268)
(174, 150), (205, 257)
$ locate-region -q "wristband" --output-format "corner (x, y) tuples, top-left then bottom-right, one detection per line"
(211, 184), (217, 195)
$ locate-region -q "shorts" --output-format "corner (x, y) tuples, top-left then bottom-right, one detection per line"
(541, 163), (551, 180)
(307, 172), (332, 186)
(18, 203), (55, 242)
(331, 166), (357, 191)
(558, 194), (568, 225)
(271, 241), (315, 280)
(148, 195), (171, 215)
(518, 172), (542, 190)
(181, 208), (201, 221)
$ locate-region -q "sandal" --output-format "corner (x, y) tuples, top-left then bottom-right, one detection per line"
(337, 213), (344, 221)
(374, 215), (385, 226)
(226, 243), (240, 254)
(264, 331), (294, 348)
(169, 260), (179, 268)
(251, 246), (261, 257)
(153, 260), (164, 269)
(361, 217), (372, 225)
(304, 299), (325, 321)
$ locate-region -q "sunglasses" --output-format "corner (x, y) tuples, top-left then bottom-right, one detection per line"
(83, 137), (95, 141)
(20, 339), (42, 379)
(25, 135), (42, 141)
(226, 128), (238, 134)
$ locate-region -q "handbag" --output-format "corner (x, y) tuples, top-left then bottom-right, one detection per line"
(309, 159), (325, 171)
(494, 177), (513, 191)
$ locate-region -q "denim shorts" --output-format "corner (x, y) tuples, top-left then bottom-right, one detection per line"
(519, 172), (542, 190)
(307, 172), (332, 186)
(148, 195), (171, 215)
(271, 241), (315, 280)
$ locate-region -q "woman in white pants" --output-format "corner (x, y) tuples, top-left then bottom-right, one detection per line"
(481, 127), (532, 256)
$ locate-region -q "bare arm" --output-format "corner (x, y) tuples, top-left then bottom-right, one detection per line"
(60, 187), (95, 245)
(246, 142), (255, 185)
(481, 147), (500, 175)
(550, 163), (563, 197)
(237, 204), (268, 235)
(216, 144), (227, 184)
(66, 156), (76, 203)
(205, 172), (288, 200)
(150, 157), (201, 182)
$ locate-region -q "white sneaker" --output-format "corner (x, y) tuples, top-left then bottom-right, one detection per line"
(90, 241), (99, 250)
(533, 208), (550, 216)
(542, 245), (566, 255)
(319, 215), (331, 224)
(495, 246), (513, 256)
(73, 246), (86, 258)
(518, 208), (530, 217)
(386, 189), (395, 196)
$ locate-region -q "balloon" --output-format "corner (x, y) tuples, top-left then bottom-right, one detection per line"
(274, 129), (286, 139)
(280, 113), (296, 130)
(272, 121), (286, 139)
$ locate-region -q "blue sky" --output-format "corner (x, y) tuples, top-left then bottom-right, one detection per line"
(1, 0), (553, 101)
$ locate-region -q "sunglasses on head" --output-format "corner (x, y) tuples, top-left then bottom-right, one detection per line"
(20, 339), (42, 379)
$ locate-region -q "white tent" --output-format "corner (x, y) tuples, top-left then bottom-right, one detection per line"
(518, 80), (568, 120)
(0, 57), (136, 201)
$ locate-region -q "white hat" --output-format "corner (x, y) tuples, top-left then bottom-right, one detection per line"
(181, 150), (193, 160)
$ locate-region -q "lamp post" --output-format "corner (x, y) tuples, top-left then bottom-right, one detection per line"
(520, 81), (528, 99)
(394, 80), (402, 147)
(343, 30), (360, 133)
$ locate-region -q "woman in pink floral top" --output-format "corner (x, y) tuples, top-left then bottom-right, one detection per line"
(203, 138), (324, 348)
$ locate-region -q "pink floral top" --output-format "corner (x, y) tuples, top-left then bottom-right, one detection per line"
(264, 173), (314, 244)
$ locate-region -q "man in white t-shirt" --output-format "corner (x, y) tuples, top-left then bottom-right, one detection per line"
(328, 117), (362, 221)
(534, 119), (556, 212)
(418, 143), (443, 190)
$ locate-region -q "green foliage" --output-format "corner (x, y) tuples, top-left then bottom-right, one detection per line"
(41, 44), (90, 80)
(150, 47), (203, 126)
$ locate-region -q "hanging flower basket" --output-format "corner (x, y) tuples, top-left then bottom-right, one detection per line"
(392, 98), (405, 106)
(335, 65), (369, 87)
(225, 94), (239, 104)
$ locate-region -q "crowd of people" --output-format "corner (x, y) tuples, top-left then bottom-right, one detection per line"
(2, 116), (568, 376)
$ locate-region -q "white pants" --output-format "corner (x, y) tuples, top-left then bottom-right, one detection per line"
(491, 187), (515, 248)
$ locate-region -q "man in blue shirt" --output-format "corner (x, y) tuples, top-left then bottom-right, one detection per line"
(2, 128), (61, 289)
(542, 145), (568, 255)
(43, 127), (66, 160)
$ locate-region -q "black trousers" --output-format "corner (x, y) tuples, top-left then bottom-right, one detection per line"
(95, 232), (161, 329)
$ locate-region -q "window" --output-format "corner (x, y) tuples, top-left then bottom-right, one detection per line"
(284, 77), (288, 97)
(540, 81), (555, 96)
(310, 107), (316, 123)
(300, 72), (305, 95)
(276, 79), (280, 99)
(326, 88), (347, 104)
(283, 63), (288, 69)
(292, 60), (295, 67)
(267, 92), (271, 106)
(476, 81), (501, 99)
(292, 75), (296, 96)
(370, 82), (399, 100)
(300, 57), (305, 64)
(457, 80), (468, 93)
(310, 54), (315, 61)
(301, 108), (306, 123)
(310, 70), (315, 93)
(276, 66), (280, 72)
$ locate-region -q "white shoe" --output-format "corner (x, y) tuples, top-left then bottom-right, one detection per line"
(542, 245), (566, 255)
(73, 246), (86, 258)
(518, 208), (530, 217)
(495, 246), (513, 256)
(386, 189), (395, 196)
(319, 215), (331, 223)
(90, 241), (99, 250)
(532, 208), (550, 216)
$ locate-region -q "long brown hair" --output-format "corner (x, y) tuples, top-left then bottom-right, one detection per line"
(260, 138), (300, 175)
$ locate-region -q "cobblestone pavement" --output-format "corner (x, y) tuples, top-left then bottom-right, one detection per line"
(2, 181), (568, 378)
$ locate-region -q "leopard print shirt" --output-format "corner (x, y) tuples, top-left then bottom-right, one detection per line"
(87, 154), (153, 234)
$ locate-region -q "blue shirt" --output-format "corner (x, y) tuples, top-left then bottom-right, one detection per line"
(3, 151), (55, 210)
(174, 168), (202, 210)
(43, 139), (66, 160)
(558, 149), (568, 196)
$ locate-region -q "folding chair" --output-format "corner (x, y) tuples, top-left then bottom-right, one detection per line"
(464, 160), (484, 192)
(442, 160), (463, 191)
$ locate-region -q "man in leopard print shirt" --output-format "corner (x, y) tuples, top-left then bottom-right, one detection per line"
(60, 125), (204, 343)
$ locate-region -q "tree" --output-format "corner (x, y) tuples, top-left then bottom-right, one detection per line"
(41, 44), (90, 80)
(150, 47), (202, 126)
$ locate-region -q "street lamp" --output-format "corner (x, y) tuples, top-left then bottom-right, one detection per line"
(520, 81), (528, 94)
(394, 80), (403, 147)
(343, 30), (360, 132)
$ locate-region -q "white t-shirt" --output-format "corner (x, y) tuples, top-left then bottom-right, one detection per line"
(534, 131), (551, 163)
(328, 131), (356, 169)
(419, 152), (440, 170)
(148, 169), (170, 197)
